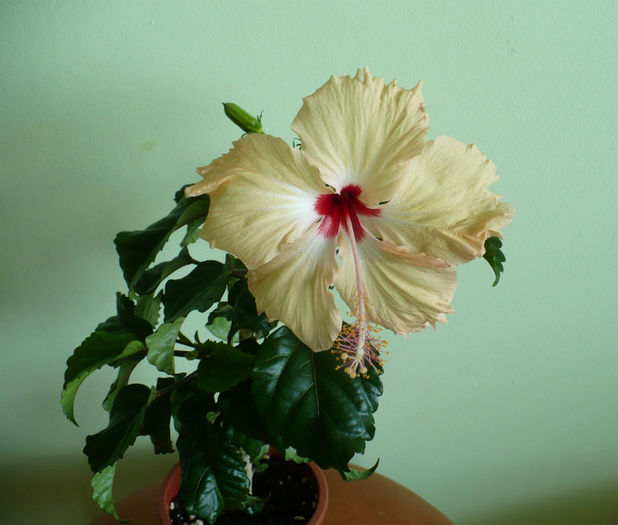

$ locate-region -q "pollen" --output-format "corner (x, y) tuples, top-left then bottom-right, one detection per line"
(331, 294), (387, 378)
(332, 320), (386, 379)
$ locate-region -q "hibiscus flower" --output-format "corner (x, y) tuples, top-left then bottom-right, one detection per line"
(187, 68), (514, 377)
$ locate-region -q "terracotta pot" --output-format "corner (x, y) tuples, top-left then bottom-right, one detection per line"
(159, 456), (329, 524)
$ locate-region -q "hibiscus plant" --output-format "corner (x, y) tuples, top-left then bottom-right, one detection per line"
(63, 68), (513, 523)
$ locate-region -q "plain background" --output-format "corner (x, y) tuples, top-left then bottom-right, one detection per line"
(1, 1), (617, 524)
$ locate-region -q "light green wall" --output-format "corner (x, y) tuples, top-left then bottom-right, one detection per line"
(2, 1), (616, 523)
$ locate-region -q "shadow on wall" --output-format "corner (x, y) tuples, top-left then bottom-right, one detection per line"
(469, 481), (618, 525)
(0, 451), (177, 525)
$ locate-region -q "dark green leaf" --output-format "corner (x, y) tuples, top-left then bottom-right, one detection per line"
(340, 458), (380, 481)
(251, 327), (382, 471)
(163, 261), (228, 322)
(114, 191), (209, 290)
(95, 293), (154, 338)
(145, 317), (185, 375)
(96, 316), (128, 335)
(206, 279), (275, 343)
(134, 246), (194, 296)
(91, 464), (126, 522)
(225, 253), (247, 273)
(175, 395), (250, 522)
(197, 343), (255, 392)
(483, 237), (506, 287)
(223, 425), (267, 462)
(227, 279), (277, 339)
(176, 197), (211, 229)
(181, 466), (221, 524)
(84, 384), (153, 472)
(64, 332), (138, 385)
(219, 382), (270, 457)
(141, 378), (175, 454)
(171, 385), (216, 431)
(116, 293), (153, 338)
(173, 185), (188, 204)
(62, 333), (143, 424)
(236, 338), (261, 356)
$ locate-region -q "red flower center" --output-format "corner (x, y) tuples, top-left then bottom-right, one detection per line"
(314, 184), (381, 241)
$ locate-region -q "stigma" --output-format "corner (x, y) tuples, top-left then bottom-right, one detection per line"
(315, 184), (381, 240)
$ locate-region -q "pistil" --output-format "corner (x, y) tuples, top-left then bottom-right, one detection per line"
(332, 215), (385, 378)
(315, 184), (385, 377)
(345, 214), (368, 354)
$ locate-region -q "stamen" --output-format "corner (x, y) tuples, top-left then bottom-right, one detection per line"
(332, 317), (386, 378)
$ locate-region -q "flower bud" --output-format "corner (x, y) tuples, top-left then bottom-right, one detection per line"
(223, 103), (263, 134)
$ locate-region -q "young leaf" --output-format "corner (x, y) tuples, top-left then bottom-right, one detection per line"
(183, 217), (204, 246)
(240, 495), (268, 515)
(483, 236), (506, 286)
(284, 447), (310, 463)
(62, 333), (143, 424)
(114, 191), (209, 290)
(197, 342), (255, 392)
(145, 317), (185, 375)
(206, 315), (232, 341)
(134, 291), (163, 327)
(84, 384), (153, 473)
(162, 261), (228, 322)
(91, 464), (126, 522)
(102, 356), (142, 412)
(340, 458), (380, 481)
(251, 327), (383, 471)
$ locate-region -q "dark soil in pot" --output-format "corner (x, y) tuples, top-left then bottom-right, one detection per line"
(169, 455), (319, 524)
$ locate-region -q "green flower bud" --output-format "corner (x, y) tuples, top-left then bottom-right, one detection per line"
(223, 103), (264, 134)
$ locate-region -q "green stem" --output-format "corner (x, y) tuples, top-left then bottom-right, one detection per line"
(154, 371), (197, 399)
(177, 331), (197, 348)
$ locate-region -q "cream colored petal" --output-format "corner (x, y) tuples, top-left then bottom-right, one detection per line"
(291, 67), (428, 206)
(248, 227), (341, 352)
(335, 233), (457, 335)
(187, 134), (331, 269)
(370, 136), (515, 265)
